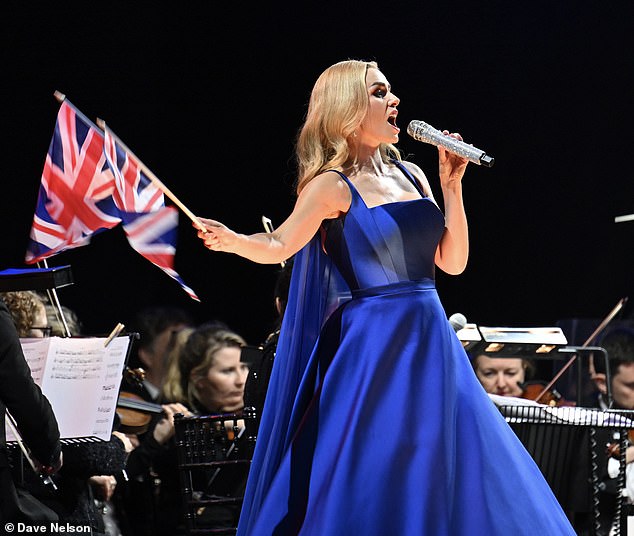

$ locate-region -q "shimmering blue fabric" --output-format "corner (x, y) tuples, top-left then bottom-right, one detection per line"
(238, 164), (575, 535)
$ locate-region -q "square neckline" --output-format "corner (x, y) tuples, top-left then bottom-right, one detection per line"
(334, 160), (430, 211)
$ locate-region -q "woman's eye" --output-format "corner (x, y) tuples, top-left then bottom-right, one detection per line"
(374, 90), (386, 98)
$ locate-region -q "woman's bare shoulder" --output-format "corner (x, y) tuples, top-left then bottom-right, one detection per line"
(301, 170), (351, 215)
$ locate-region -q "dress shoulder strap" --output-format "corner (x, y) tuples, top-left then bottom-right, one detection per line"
(327, 169), (353, 188)
(324, 169), (360, 200)
(391, 159), (428, 198)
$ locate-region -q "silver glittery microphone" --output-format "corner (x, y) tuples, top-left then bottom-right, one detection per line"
(407, 120), (494, 167)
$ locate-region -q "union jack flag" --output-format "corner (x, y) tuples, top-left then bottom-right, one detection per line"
(103, 129), (199, 301)
(25, 99), (199, 301)
(25, 100), (118, 261)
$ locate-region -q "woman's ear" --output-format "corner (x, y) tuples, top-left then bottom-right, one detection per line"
(593, 372), (607, 395)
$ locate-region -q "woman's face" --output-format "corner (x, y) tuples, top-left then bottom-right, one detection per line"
(473, 355), (526, 397)
(357, 67), (400, 145)
(196, 346), (249, 413)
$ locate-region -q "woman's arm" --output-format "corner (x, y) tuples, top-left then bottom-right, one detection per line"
(434, 132), (470, 275)
(402, 143), (469, 276)
(196, 171), (350, 264)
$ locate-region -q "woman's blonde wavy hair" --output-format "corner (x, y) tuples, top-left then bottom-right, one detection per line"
(295, 59), (401, 194)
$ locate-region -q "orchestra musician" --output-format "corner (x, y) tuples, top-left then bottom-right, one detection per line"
(126, 306), (193, 403)
(471, 353), (536, 398)
(588, 326), (634, 535)
(119, 321), (248, 535)
(1, 290), (129, 534)
(0, 295), (62, 523)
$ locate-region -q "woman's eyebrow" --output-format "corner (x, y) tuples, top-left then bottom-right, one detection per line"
(369, 81), (391, 91)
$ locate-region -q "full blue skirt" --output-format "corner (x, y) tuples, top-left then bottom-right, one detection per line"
(244, 280), (575, 535)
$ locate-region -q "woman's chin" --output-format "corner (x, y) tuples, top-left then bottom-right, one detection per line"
(219, 402), (244, 413)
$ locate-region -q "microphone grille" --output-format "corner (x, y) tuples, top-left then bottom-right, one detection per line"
(448, 313), (468, 332)
(407, 120), (432, 142)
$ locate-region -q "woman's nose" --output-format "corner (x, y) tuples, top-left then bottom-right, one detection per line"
(495, 374), (508, 387)
(237, 369), (248, 385)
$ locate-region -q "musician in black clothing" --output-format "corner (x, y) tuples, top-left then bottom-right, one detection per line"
(2, 291), (130, 534)
(0, 297), (62, 522)
(583, 325), (634, 535)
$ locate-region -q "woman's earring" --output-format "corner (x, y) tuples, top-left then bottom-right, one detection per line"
(353, 131), (358, 138)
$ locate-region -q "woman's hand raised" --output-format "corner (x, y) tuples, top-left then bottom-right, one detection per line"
(196, 217), (240, 253)
(437, 130), (469, 190)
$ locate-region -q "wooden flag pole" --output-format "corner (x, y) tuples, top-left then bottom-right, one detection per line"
(54, 91), (103, 133)
(96, 118), (207, 233)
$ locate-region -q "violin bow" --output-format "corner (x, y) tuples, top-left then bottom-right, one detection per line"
(261, 216), (286, 267)
(5, 410), (58, 490)
(532, 297), (628, 403)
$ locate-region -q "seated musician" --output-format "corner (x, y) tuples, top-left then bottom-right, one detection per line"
(589, 326), (634, 535)
(473, 349), (592, 532)
(0, 293), (62, 523)
(1, 290), (129, 534)
(120, 322), (249, 535)
(471, 353), (536, 398)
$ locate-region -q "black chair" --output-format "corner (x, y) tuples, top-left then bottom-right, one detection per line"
(174, 409), (257, 535)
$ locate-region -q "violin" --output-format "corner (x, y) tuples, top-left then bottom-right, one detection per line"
(116, 391), (164, 434)
(519, 380), (575, 407)
(116, 367), (164, 434)
(606, 430), (634, 459)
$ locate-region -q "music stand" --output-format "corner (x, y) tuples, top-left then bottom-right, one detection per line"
(0, 265), (73, 292)
(0, 265), (74, 337)
(456, 324), (612, 406)
(458, 325), (622, 534)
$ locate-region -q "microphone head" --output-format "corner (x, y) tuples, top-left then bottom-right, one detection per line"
(407, 120), (432, 143)
(449, 313), (467, 332)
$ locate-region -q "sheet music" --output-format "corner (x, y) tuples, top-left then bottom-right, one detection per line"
(7, 336), (130, 442)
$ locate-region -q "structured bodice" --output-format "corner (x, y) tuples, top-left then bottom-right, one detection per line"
(322, 167), (446, 291)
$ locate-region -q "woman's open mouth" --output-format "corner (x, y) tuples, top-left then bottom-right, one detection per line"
(387, 114), (399, 132)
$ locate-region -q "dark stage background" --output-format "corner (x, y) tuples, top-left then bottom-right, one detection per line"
(1, 1), (632, 347)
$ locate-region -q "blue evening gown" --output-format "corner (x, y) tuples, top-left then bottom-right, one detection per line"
(237, 161), (576, 535)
